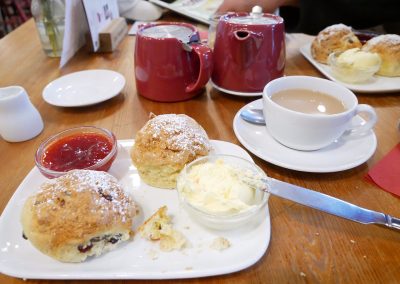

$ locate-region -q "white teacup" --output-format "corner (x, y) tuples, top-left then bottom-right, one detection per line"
(0, 86), (44, 142)
(263, 76), (377, 151)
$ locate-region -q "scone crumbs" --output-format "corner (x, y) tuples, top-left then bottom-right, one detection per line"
(300, 272), (306, 277)
(210, 237), (231, 251)
(147, 249), (159, 260)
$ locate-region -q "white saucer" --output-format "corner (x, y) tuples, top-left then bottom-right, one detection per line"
(210, 80), (263, 97)
(43, 69), (126, 107)
(233, 99), (377, 173)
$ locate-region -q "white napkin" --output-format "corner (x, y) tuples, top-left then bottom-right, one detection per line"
(118, 0), (162, 21)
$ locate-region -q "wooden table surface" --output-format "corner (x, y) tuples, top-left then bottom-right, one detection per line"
(1, 15), (400, 284)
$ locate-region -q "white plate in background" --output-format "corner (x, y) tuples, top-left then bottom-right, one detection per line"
(0, 140), (271, 280)
(300, 43), (400, 93)
(42, 69), (125, 107)
(233, 99), (377, 173)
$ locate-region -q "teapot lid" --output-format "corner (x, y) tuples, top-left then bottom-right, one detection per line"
(227, 6), (279, 25)
(141, 24), (195, 43)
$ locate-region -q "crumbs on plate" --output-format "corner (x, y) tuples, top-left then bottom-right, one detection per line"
(210, 237), (231, 251)
(138, 206), (187, 252)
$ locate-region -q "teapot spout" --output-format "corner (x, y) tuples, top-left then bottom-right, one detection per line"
(231, 30), (264, 68)
(234, 30), (252, 41)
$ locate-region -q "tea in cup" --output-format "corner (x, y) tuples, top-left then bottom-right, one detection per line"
(263, 76), (377, 151)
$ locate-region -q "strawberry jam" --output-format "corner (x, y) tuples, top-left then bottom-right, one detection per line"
(41, 133), (114, 172)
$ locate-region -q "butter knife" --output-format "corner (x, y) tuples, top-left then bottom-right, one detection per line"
(267, 178), (400, 230)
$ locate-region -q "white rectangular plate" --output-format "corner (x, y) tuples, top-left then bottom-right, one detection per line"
(149, 0), (223, 25)
(0, 140), (270, 280)
(300, 43), (400, 93)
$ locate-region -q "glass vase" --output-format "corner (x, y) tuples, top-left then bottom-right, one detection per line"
(31, 0), (65, 57)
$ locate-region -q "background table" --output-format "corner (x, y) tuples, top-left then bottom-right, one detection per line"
(1, 15), (400, 283)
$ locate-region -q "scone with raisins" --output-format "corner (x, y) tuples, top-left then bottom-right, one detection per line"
(20, 170), (136, 263)
(311, 23), (362, 64)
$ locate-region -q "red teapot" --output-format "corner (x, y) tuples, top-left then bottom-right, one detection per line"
(135, 22), (213, 102)
(211, 7), (285, 95)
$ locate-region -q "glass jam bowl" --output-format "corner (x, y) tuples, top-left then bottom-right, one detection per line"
(35, 126), (118, 178)
(176, 154), (269, 230)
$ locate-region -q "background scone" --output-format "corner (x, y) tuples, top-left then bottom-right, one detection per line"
(131, 114), (211, 189)
(21, 170), (136, 263)
(311, 23), (362, 64)
(362, 34), (400, 77)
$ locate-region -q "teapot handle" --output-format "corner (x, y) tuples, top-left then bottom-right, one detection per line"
(185, 43), (213, 93)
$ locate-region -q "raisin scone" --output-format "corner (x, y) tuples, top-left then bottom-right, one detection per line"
(21, 170), (136, 263)
(311, 23), (362, 64)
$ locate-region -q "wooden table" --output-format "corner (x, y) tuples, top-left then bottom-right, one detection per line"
(1, 16), (400, 284)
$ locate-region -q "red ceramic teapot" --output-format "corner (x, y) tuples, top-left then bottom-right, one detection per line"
(135, 22), (213, 102)
(211, 7), (285, 94)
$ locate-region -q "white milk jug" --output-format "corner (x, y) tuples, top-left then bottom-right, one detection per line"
(0, 86), (44, 142)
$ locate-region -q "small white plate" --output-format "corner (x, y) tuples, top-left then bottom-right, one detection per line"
(233, 99), (377, 173)
(210, 80), (263, 97)
(0, 140), (270, 280)
(42, 70), (126, 107)
(300, 43), (400, 93)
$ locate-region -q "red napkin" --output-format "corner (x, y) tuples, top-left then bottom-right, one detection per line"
(366, 143), (400, 196)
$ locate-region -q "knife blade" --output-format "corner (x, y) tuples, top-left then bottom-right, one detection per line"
(267, 178), (400, 230)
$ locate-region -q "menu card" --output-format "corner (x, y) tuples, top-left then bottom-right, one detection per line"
(82, 0), (120, 52)
(60, 0), (89, 68)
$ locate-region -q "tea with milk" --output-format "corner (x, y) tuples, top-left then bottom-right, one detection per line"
(271, 89), (346, 115)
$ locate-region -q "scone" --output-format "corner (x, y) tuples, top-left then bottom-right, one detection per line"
(311, 23), (362, 64)
(361, 34), (400, 77)
(21, 170), (136, 263)
(138, 206), (186, 252)
(131, 114), (211, 189)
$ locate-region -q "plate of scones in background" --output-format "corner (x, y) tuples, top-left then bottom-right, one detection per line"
(300, 23), (400, 93)
(0, 114), (271, 280)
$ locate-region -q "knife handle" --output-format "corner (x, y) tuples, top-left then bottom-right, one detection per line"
(385, 215), (400, 230)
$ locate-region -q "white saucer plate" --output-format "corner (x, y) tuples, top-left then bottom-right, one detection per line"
(210, 80), (263, 97)
(0, 140), (270, 280)
(42, 69), (126, 107)
(233, 99), (377, 173)
(300, 43), (400, 93)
